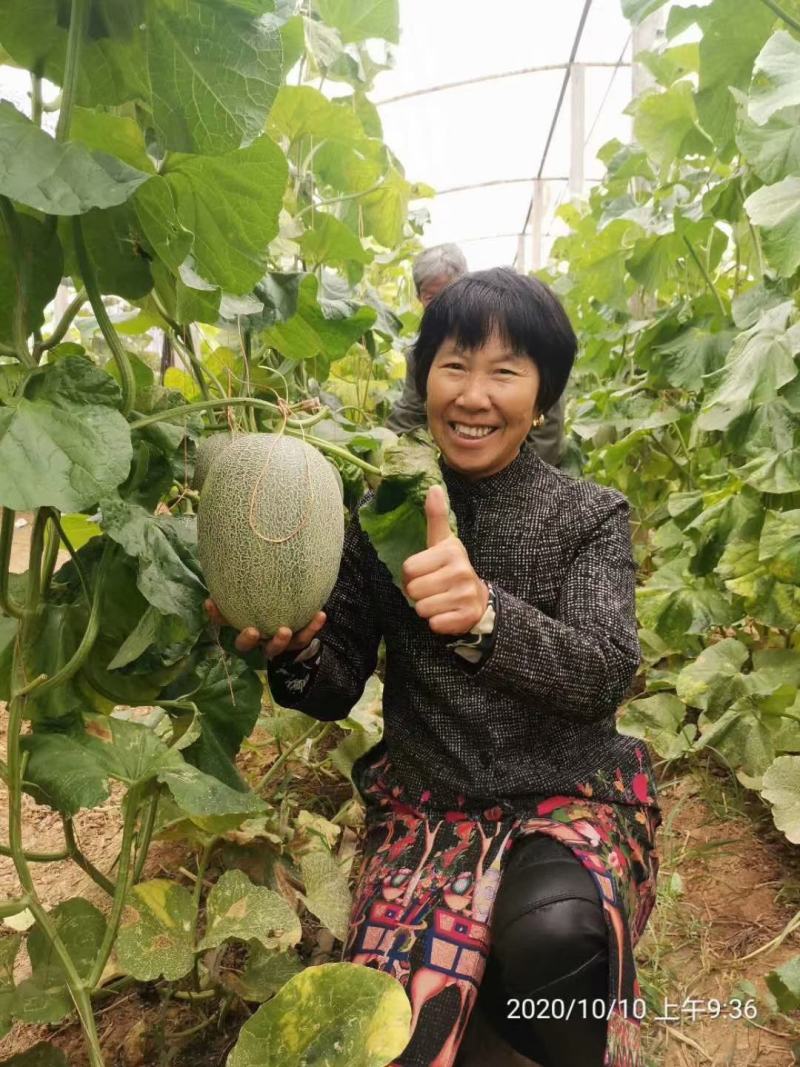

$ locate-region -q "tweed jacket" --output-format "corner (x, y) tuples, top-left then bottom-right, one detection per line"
(267, 441), (660, 815)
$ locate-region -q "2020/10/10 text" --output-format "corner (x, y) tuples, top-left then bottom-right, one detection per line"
(506, 997), (759, 1022)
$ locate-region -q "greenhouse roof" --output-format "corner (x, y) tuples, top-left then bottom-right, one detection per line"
(372, 0), (643, 271)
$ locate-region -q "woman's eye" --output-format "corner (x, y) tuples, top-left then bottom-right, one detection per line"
(496, 368), (516, 376)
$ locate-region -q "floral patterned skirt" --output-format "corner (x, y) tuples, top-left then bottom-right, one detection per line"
(343, 748), (662, 1067)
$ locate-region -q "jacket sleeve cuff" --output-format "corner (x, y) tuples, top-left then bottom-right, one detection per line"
(266, 637), (323, 704)
(446, 582), (498, 669)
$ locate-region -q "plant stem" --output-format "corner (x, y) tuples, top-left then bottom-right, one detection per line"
(757, 0), (800, 33)
(39, 512), (61, 593)
(0, 843), (70, 862)
(0, 508), (24, 619)
(0, 196), (33, 368)
(62, 818), (116, 897)
(682, 236), (726, 319)
(31, 70), (43, 127)
(88, 786), (143, 989)
(129, 396), (326, 432)
(55, 0), (90, 143)
(34, 288), (87, 358)
(72, 217), (136, 415)
(188, 836), (218, 989)
(26, 544), (107, 700)
(256, 719), (324, 793)
(7, 611), (104, 1063)
(132, 786), (161, 884)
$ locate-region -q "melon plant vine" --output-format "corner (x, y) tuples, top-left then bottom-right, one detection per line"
(547, 0), (800, 857)
(0, 1), (425, 1063)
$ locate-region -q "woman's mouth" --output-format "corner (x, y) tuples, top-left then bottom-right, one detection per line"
(448, 421), (499, 443)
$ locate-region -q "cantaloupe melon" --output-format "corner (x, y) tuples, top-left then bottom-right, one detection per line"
(193, 432), (234, 491)
(197, 433), (344, 636)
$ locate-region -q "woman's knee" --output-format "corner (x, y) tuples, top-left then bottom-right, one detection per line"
(492, 896), (608, 994)
(490, 835), (609, 995)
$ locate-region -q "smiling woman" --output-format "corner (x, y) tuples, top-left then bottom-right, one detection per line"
(413, 267), (577, 480)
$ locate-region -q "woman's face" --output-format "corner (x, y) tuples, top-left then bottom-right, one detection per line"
(425, 329), (541, 480)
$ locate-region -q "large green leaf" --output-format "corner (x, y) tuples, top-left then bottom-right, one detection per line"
(161, 136), (288, 293)
(162, 656), (263, 790)
(0, 102), (149, 215)
(100, 496), (206, 630)
(199, 870), (301, 951)
(690, 0), (775, 150)
(636, 558), (735, 645)
(630, 81), (710, 170)
(652, 327), (734, 393)
(262, 272), (376, 361)
(69, 107), (155, 173)
(359, 165), (413, 248)
(621, 0), (671, 24)
(0, 0), (148, 109)
(226, 962), (411, 1067)
(299, 213), (372, 270)
(0, 214), (63, 348)
(148, 0), (283, 155)
(759, 509), (800, 584)
(0, 357), (133, 512)
(736, 100), (800, 184)
(20, 734), (110, 815)
(116, 879), (196, 981)
(313, 0), (399, 44)
(748, 31), (800, 127)
(674, 638), (749, 713)
(231, 945), (304, 1003)
(697, 303), (800, 430)
(745, 177), (800, 277)
(66, 202), (153, 300)
(617, 693), (696, 760)
(268, 85), (365, 145)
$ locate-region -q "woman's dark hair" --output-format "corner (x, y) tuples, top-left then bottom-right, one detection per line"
(412, 266), (577, 414)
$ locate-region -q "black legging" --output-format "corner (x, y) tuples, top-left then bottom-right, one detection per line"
(468, 833), (610, 1066)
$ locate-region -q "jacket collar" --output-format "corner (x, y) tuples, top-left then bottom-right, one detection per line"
(439, 440), (544, 501)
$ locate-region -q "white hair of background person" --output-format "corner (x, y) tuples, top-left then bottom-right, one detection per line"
(412, 243), (468, 295)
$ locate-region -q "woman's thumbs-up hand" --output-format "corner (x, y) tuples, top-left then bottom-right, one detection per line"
(401, 484), (489, 635)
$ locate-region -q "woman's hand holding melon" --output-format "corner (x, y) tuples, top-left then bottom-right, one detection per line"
(204, 599), (327, 659)
(402, 485), (489, 635)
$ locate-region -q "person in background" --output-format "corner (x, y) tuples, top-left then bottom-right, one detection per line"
(387, 244), (567, 468)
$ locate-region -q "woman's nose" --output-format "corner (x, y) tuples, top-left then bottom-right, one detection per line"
(455, 374), (492, 409)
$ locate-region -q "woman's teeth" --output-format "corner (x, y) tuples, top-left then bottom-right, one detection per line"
(451, 423), (496, 439)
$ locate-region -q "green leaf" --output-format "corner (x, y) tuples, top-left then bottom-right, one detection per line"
(100, 496), (206, 630)
(748, 31), (800, 127)
(761, 755), (800, 843)
(268, 85), (365, 145)
(630, 82), (710, 170)
(765, 953), (800, 1011)
(69, 107), (155, 173)
(745, 177), (800, 277)
(158, 759), (266, 821)
(692, 0), (776, 150)
(67, 202), (153, 300)
(299, 213), (372, 270)
(0, 102), (149, 215)
(0, 1043), (69, 1066)
(0, 213), (63, 348)
(163, 656), (263, 791)
(617, 693), (696, 760)
(116, 879), (196, 981)
(262, 273), (376, 361)
(314, 0), (399, 43)
(637, 558), (736, 645)
(20, 734), (110, 816)
(675, 638), (749, 713)
(359, 165), (412, 247)
(652, 327), (734, 393)
(759, 509), (800, 584)
(199, 869), (301, 951)
(134, 178), (194, 272)
(698, 304), (800, 430)
(694, 691), (786, 776)
(0, 356), (133, 512)
(162, 136), (288, 293)
(359, 430), (456, 591)
(232, 945), (304, 1002)
(14, 899), (106, 1024)
(736, 101), (800, 184)
(148, 0), (283, 155)
(226, 961), (411, 1067)
(299, 850), (351, 941)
